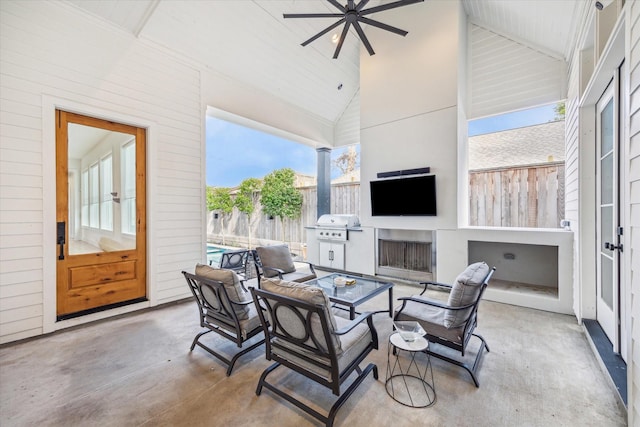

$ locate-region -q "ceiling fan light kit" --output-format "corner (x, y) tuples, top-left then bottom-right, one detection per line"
(283, 0), (425, 59)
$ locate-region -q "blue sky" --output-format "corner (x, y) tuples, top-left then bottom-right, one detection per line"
(207, 102), (560, 187)
(468, 103), (559, 136)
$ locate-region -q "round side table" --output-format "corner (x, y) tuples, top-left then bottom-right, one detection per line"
(385, 332), (436, 408)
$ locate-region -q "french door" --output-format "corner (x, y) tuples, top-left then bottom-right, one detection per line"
(595, 78), (623, 355)
(56, 110), (147, 319)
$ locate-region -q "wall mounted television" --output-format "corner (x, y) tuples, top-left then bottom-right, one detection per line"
(370, 174), (437, 216)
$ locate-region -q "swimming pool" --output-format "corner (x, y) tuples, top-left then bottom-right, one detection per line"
(206, 244), (227, 266)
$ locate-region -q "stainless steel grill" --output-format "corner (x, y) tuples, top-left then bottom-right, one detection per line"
(315, 214), (360, 242)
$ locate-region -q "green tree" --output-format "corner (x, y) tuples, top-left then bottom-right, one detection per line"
(235, 178), (262, 248)
(260, 168), (303, 243)
(207, 186), (234, 245)
(553, 102), (565, 121)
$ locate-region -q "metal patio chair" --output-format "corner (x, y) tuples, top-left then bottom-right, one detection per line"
(394, 262), (496, 387)
(250, 278), (378, 427)
(183, 265), (264, 376)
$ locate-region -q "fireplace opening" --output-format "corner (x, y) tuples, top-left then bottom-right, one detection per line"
(376, 229), (436, 282)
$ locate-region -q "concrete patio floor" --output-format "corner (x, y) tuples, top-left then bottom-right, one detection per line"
(0, 280), (627, 426)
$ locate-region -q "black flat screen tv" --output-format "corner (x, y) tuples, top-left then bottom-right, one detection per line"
(370, 174), (437, 216)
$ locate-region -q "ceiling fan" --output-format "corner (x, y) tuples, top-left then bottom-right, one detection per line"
(283, 0), (424, 59)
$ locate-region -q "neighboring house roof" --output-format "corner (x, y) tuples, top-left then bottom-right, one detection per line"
(469, 120), (565, 170)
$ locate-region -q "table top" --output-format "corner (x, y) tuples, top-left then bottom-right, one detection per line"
(304, 273), (393, 307)
(389, 332), (429, 352)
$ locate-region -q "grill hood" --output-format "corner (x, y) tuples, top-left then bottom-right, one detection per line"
(316, 214), (360, 228)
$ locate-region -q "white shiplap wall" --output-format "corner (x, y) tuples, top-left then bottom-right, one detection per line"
(0, 1), (201, 343)
(627, 1), (640, 423)
(564, 45), (582, 319)
(468, 24), (566, 119)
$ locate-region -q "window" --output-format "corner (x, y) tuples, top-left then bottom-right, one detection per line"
(468, 103), (565, 228)
(81, 169), (89, 227)
(89, 163), (99, 229)
(100, 154), (113, 231)
(121, 140), (136, 235)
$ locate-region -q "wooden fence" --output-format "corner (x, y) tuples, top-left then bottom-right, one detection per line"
(207, 182), (361, 254)
(469, 162), (565, 228)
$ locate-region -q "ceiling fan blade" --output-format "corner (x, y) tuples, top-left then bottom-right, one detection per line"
(301, 18), (346, 47)
(358, 16), (408, 36)
(353, 21), (375, 56)
(348, 0), (356, 10)
(327, 0), (346, 13)
(333, 22), (352, 59)
(283, 13), (343, 19)
(360, 0), (424, 16)
(356, 0), (371, 12)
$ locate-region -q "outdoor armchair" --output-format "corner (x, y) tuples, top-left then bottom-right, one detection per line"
(250, 277), (378, 427)
(253, 244), (317, 286)
(394, 262), (496, 387)
(182, 264), (264, 375)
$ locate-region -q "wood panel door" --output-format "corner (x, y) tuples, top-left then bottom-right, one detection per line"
(56, 110), (147, 319)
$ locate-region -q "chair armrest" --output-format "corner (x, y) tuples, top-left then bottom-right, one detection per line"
(227, 297), (254, 306)
(263, 266), (285, 279)
(397, 296), (476, 311)
(418, 280), (453, 296)
(333, 311), (376, 335)
(239, 279), (248, 293)
(334, 311), (379, 349)
(296, 261), (316, 274)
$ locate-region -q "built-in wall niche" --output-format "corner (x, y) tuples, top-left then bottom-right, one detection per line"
(468, 241), (558, 298)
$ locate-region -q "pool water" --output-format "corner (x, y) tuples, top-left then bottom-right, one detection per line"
(206, 245), (227, 266)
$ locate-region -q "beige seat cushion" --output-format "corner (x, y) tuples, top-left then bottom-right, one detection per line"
(260, 277), (341, 353)
(256, 245), (296, 278)
(444, 262), (490, 328)
(195, 263), (251, 320)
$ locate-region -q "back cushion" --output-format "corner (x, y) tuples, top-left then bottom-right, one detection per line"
(260, 277), (342, 353)
(444, 262), (490, 328)
(256, 245), (296, 278)
(195, 263), (250, 320)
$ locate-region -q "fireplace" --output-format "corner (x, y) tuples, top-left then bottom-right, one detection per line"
(376, 229), (436, 282)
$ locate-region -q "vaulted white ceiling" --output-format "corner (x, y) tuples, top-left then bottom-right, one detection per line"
(66, 0), (586, 128)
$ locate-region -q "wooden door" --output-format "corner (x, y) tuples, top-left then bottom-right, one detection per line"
(56, 110), (146, 319)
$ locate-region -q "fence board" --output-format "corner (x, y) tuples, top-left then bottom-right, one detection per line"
(469, 162), (564, 228)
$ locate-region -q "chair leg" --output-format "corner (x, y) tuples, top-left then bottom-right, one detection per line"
(327, 363), (377, 427)
(225, 338), (265, 376)
(256, 361), (281, 396)
(192, 330), (264, 376)
(190, 329), (213, 351)
(427, 334), (489, 388)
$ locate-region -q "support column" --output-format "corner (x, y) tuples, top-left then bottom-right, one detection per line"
(316, 147), (331, 219)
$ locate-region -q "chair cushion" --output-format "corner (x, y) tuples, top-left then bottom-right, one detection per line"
(260, 277), (342, 353)
(256, 245), (296, 278)
(445, 262), (490, 328)
(272, 315), (370, 380)
(280, 269), (317, 283)
(395, 298), (466, 344)
(195, 263), (251, 320)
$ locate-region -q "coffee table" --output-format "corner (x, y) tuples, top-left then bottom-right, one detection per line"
(304, 273), (393, 320)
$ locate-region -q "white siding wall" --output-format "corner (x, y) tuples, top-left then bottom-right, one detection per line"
(0, 1), (202, 343)
(565, 46), (582, 318)
(468, 24), (566, 119)
(627, 1), (640, 424)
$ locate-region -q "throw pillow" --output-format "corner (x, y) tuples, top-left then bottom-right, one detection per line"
(256, 245), (296, 278)
(195, 263), (251, 320)
(444, 262), (490, 328)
